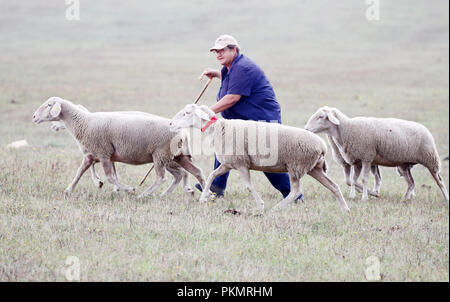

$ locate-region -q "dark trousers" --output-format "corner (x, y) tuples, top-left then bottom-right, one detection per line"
(211, 155), (292, 198)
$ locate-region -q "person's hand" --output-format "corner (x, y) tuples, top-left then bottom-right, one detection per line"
(200, 68), (220, 80)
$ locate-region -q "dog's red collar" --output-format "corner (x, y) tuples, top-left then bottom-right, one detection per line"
(201, 116), (218, 132)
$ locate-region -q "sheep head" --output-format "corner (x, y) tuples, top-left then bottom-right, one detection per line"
(305, 106), (341, 134)
(33, 97), (64, 124)
(170, 104), (215, 132)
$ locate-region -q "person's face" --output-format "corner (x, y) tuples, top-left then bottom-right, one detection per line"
(213, 47), (237, 67)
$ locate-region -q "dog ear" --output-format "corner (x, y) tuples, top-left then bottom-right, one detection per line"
(50, 102), (62, 118)
(326, 109), (340, 125)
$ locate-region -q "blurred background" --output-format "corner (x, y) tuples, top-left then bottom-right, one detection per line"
(0, 0), (448, 160)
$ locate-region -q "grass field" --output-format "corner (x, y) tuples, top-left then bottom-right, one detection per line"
(0, 0), (448, 281)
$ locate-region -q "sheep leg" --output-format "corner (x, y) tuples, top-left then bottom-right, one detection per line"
(272, 174), (301, 210)
(65, 156), (95, 194)
(398, 164), (415, 200)
(159, 165), (183, 197)
(106, 162), (121, 192)
(344, 164), (362, 191)
(159, 173), (181, 197)
(344, 164), (363, 194)
(396, 166), (405, 178)
(346, 163), (362, 193)
(101, 160), (135, 192)
(360, 161), (371, 201)
(371, 165), (381, 196)
(89, 162), (104, 188)
(427, 168), (449, 202)
(347, 164), (378, 197)
(349, 164), (361, 199)
(181, 169), (194, 195)
(172, 165), (194, 196)
(111, 162), (121, 192)
(343, 164), (353, 188)
(308, 166), (350, 212)
(140, 164), (167, 197)
(236, 167), (265, 212)
(174, 155), (206, 189)
(199, 164), (230, 203)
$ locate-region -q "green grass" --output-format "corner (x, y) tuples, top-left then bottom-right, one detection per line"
(0, 0), (448, 281)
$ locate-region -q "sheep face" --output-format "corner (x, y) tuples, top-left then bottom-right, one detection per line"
(33, 97), (63, 124)
(305, 106), (340, 134)
(170, 104), (213, 132)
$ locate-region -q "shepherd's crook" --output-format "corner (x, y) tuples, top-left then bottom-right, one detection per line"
(139, 165), (154, 186)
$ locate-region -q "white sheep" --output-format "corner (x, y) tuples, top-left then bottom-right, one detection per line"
(170, 104), (350, 212)
(305, 106), (449, 202)
(33, 97), (206, 196)
(49, 109), (194, 196)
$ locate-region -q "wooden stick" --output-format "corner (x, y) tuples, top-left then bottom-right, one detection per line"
(139, 165), (154, 186)
(194, 77), (213, 104)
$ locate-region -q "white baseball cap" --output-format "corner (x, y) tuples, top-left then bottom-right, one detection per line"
(209, 34), (240, 52)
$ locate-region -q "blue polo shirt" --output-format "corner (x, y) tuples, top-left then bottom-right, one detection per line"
(217, 53), (282, 123)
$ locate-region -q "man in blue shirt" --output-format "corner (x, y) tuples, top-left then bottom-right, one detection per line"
(195, 34), (303, 202)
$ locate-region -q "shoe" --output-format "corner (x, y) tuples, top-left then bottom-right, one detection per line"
(195, 183), (225, 198)
(294, 193), (304, 203)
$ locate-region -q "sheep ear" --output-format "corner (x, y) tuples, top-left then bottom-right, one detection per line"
(50, 102), (61, 117)
(194, 107), (211, 121)
(199, 105), (214, 117)
(184, 104), (194, 112)
(327, 110), (340, 125)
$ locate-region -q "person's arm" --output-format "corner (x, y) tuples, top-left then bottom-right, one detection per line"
(210, 94), (241, 114)
(201, 68), (221, 80)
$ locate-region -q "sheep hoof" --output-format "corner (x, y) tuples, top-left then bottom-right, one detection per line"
(125, 187), (136, 195)
(64, 187), (73, 195)
(199, 197), (208, 203)
(402, 194), (413, 201)
(98, 181), (104, 189)
(184, 187), (195, 196)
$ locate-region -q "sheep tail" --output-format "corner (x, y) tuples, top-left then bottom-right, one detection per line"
(314, 153), (327, 174)
(323, 156), (328, 174)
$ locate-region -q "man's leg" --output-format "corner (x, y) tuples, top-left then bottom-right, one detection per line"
(264, 172), (304, 201)
(264, 172), (291, 198)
